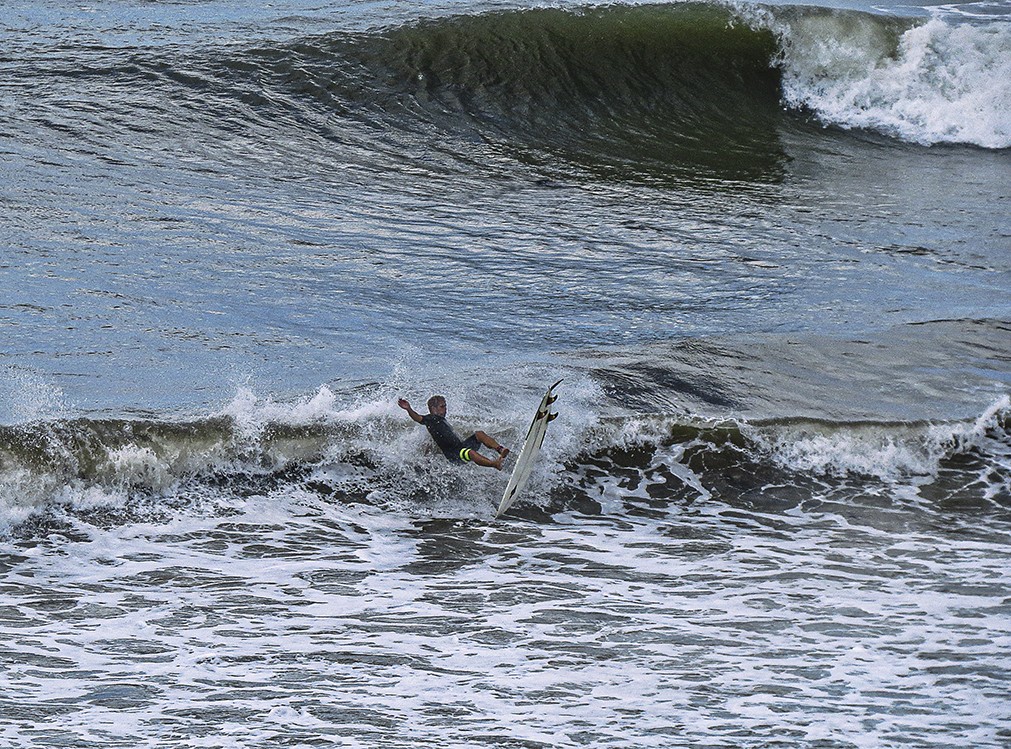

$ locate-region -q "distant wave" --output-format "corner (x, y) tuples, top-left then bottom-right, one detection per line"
(243, 3), (789, 182)
(19, 2), (1006, 195)
(267, 2), (1010, 150)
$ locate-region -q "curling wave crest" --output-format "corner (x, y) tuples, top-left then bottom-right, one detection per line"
(768, 10), (1011, 147)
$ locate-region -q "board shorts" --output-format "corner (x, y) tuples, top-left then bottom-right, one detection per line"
(420, 414), (481, 463)
(455, 434), (482, 463)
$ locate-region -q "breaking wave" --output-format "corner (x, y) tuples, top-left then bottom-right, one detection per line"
(2, 386), (1007, 533)
(31, 1), (1006, 196)
(766, 10), (1011, 147)
(247, 1), (1011, 152)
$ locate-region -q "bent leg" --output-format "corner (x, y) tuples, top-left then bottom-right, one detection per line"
(465, 449), (503, 470)
(458, 445), (503, 470)
(473, 431), (507, 454)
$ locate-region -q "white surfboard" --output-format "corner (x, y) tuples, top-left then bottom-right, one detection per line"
(495, 380), (561, 518)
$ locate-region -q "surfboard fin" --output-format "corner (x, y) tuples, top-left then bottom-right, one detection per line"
(547, 412), (559, 422)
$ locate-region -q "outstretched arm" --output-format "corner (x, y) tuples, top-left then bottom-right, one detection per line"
(398, 398), (424, 424)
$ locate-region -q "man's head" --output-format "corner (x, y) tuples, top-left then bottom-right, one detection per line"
(427, 395), (447, 415)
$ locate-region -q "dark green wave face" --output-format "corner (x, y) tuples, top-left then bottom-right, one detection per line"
(369, 5), (785, 182)
(238, 4), (787, 184)
(105, 2), (998, 190)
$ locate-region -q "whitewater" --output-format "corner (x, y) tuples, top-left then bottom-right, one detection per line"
(1, 0), (1009, 746)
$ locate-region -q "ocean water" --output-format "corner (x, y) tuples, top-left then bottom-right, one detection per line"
(1, 0), (1010, 746)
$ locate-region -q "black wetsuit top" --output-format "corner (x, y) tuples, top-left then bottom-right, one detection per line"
(420, 414), (477, 462)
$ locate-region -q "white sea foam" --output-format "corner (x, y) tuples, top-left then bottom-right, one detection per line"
(750, 395), (1011, 483)
(931, 1), (1011, 21)
(219, 385), (341, 437)
(773, 13), (1011, 147)
(929, 392), (1011, 449)
(9, 487), (1006, 749)
(0, 467), (62, 530)
(754, 421), (943, 479)
(2, 391), (1009, 749)
(103, 444), (174, 490)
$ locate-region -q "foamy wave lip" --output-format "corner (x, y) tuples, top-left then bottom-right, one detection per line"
(929, 393), (1010, 448)
(218, 384), (411, 439)
(928, 395), (1011, 501)
(219, 385), (341, 436)
(758, 425), (941, 480)
(753, 395), (1010, 482)
(103, 445), (174, 490)
(777, 16), (1011, 148)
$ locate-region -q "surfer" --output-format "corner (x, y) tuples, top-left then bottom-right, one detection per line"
(398, 395), (510, 470)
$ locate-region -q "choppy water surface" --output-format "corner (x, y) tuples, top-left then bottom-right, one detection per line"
(1, 0), (1010, 746)
(3, 482), (1009, 748)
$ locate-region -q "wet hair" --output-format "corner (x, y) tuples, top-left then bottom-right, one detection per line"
(427, 395), (446, 412)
